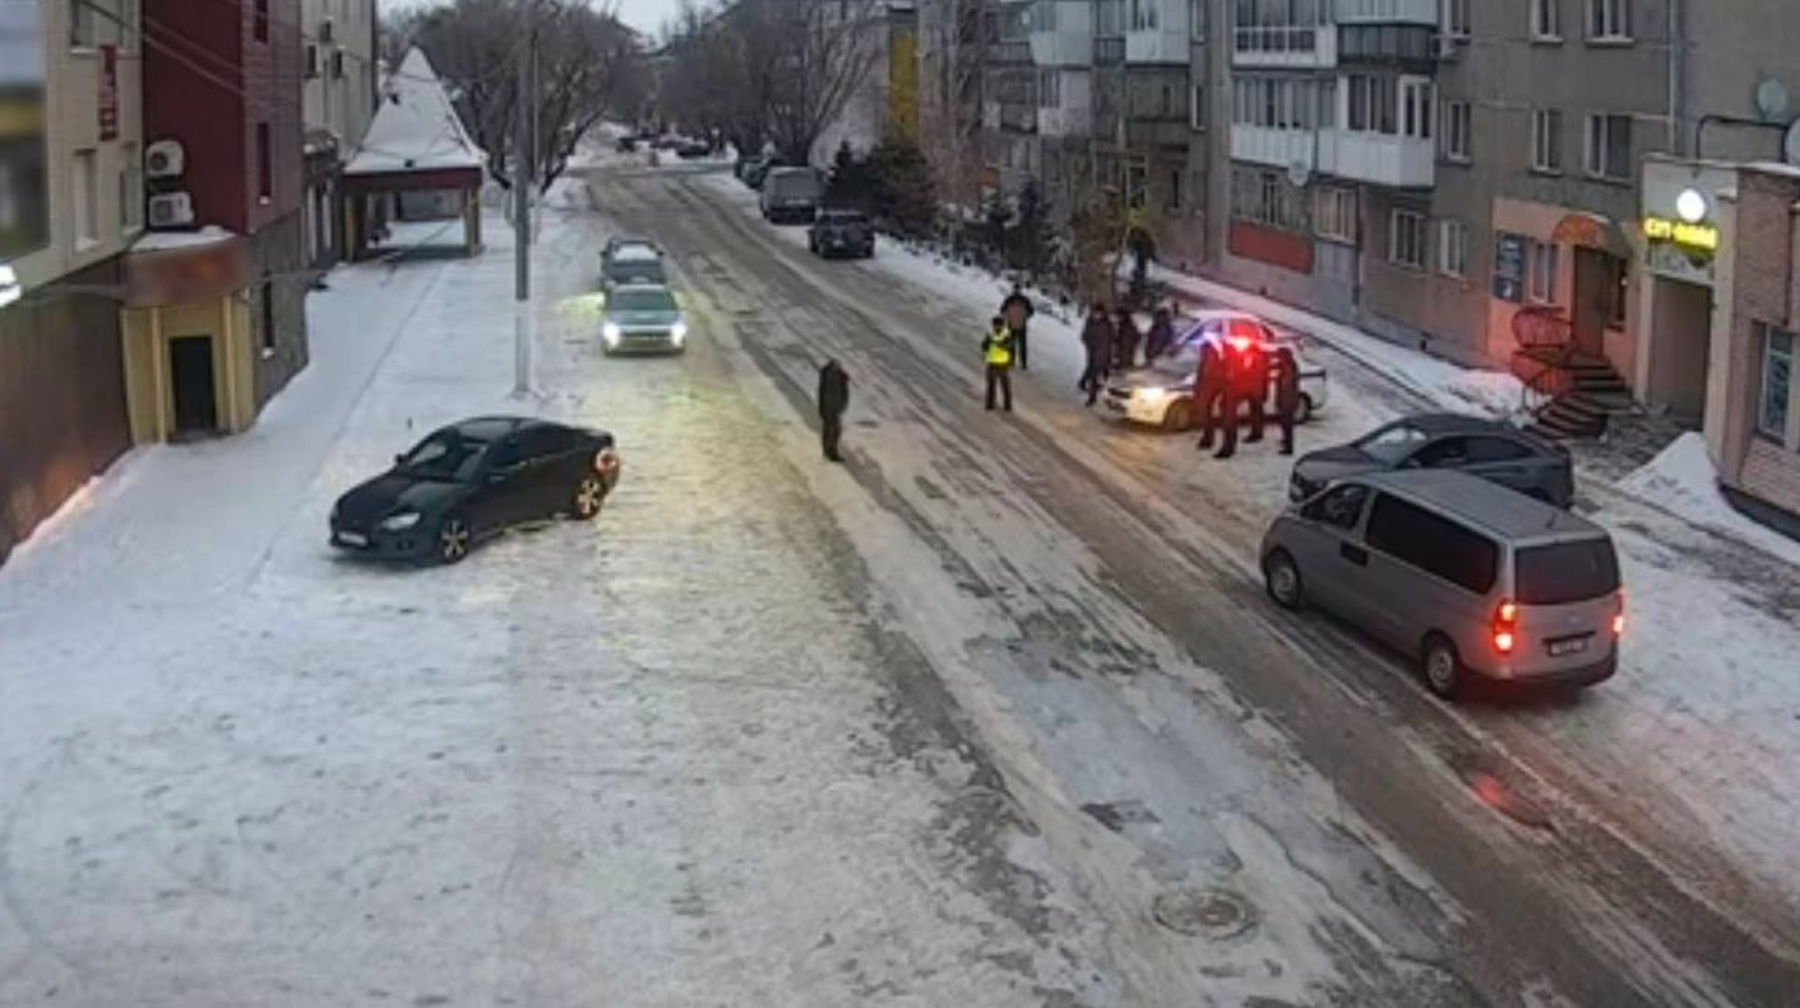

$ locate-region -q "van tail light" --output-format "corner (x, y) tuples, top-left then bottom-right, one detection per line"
(1612, 592), (1625, 636)
(1492, 599), (1518, 655)
(595, 447), (620, 474)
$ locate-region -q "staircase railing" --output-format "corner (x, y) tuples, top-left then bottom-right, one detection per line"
(1519, 345), (1575, 419)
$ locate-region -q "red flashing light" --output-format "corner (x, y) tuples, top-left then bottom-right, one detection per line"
(1228, 336), (1253, 353)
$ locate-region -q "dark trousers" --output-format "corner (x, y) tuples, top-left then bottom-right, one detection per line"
(1015, 327), (1029, 370)
(1195, 386), (1226, 447)
(1213, 394), (1240, 456)
(1276, 410), (1295, 454)
(986, 365), (1013, 411)
(1079, 359), (1107, 405)
(822, 413), (844, 460)
(1244, 393), (1266, 442)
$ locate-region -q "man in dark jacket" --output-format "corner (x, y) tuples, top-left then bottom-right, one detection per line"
(817, 359), (851, 462)
(982, 316), (1017, 412)
(1113, 308), (1141, 371)
(1194, 339), (1229, 454)
(1272, 347), (1301, 455)
(1241, 343), (1270, 444)
(1000, 286), (1034, 371)
(1078, 303), (1114, 407)
(1144, 306), (1176, 362)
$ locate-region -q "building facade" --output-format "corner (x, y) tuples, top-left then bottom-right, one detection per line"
(300, 0), (380, 271)
(0, 0), (142, 564)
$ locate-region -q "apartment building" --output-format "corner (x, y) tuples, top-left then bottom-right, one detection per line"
(984, 0), (1039, 195)
(0, 0), (143, 564)
(1027, 0), (1094, 226)
(300, 0), (379, 271)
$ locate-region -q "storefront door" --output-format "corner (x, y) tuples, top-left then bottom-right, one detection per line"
(1572, 248), (1613, 360)
(169, 335), (218, 436)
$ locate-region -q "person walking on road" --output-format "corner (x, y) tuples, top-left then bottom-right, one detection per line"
(1001, 285), (1034, 371)
(1242, 343), (1270, 445)
(1271, 347), (1301, 456)
(982, 316), (1017, 412)
(1113, 307), (1141, 372)
(1078, 303), (1114, 407)
(1144, 306), (1176, 362)
(817, 359), (851, 462)
(1194, 338), (1228, 452)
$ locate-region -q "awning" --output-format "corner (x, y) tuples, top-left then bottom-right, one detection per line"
(1551, 211), (1632, 258)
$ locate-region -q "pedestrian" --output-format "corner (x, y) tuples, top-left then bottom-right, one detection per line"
(1113, 307), (1141, 371)
(1078, 303), (1114, 407)
(1144, 306), (1176, 362)
(1001, 285), (1034, 371)
(1194, 337), (1228, 453)
(1241, 342), (1270, 445)
(1272, 347), (1301, 456)
(982, 315), (1016, 412)
(817, 358), (850, 462)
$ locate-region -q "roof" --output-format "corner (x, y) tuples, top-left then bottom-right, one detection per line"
(451, 417), (523, 440)
(1357, 469), (1603, 543)
(1391, 412), (1515, 436)
(346, 48), (485, 177)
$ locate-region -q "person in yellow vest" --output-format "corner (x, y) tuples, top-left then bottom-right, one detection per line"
(981, 316), (1016, 413)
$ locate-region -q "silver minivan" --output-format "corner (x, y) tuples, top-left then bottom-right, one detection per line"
(1260, 469), (1623, 698)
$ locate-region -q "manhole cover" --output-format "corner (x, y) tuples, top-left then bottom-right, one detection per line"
(1152, 887), (1257, 940)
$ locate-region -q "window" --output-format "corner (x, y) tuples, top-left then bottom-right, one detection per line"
(1441, 99), (1471, 161)
(1413, 437), (1472, 467)
(254, 0), (269, 42)
(1467, 436), (1535, 463)
(1531, 108), (1563, 172)
(260, 278), (276, 353)
(1437, 218), (1469, 278)
(1300, 483), (1369, 530)
(1757, 325), (1793, 439)
(1530, 0), (1561, 38)
(1585, 112), (1632, 180)
(519, 425), (576, 461)
(1169, 167), (1183, 210)
(256, 122), (273, 202)
(1230, 166), (1306, 231)
(1401, 79), (1433, 139)
(1365, 494), (1499, 595)
(1314, 187), (1357, 243)
(1528, 240), (1559, 304)
(1587, 0), (1630, 40)
(1358, 421), (1429, 464)
(306, 44), (320, 79)
(1442, 0), (1471, 38)
(120, 143), (141, 232)
(1191, 0), (1206, 38)
(73, 149), (98, 250)
(1347, 74), (1399, 135)
(331, 49), (347, 79)
(1191, 85), (1205, 130)
(1516, 540), (1620, 604)
(69, 0), (97, 47)
(1389, 209), (1427, 269)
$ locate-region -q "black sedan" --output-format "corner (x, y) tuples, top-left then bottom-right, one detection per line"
(330, 417), (621, 564)
(807, 208), (875, 259)
(1289, 413), (1573, 508)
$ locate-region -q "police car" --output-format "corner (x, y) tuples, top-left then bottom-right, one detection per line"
(1102, 310), (1329, 431)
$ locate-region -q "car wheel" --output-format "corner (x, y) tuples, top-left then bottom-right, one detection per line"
(437, 514), (472, 565)
(1295, 394), (1314, 425)
(1421, 633), (1463, 700)
(1263, 549), (1304, 610)
(571, 476), (606, 521)
(1162, 399), (1194, 432)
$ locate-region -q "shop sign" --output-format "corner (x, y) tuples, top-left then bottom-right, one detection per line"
(98, 44), (118, 141)
(1643, 215), (1720, 253)
(1492, 232), (1527, 303)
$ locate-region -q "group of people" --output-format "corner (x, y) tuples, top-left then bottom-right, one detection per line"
(1188, 334), (1303, 459)
(1075, 302), (1178, 407)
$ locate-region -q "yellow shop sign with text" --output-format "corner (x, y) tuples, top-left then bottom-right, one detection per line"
(1644, 216), (1721, 253)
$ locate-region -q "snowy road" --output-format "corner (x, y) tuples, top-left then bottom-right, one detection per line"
(586, 164), (1800, 1005)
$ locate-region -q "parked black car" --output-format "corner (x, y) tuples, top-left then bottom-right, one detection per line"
(808, 208), (875, 259)
(742, 157), (774, 190)
(614, 135), (638, 153)
(1289, 413), (1574, 508)
(330, 417), (621, 565)
(676, 140), (713, 159)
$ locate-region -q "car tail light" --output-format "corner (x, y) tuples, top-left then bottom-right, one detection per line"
(1612, 592), (1625, 636)
(1492, 599), (1518, 655)
(595, 447), (620, 473)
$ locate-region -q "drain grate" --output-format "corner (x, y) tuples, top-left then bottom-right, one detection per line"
(1152, 887), (1258, 940)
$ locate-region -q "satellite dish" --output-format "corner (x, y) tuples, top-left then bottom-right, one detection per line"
(1756, 78), (1790, 122)
(1286, 159), (1312, 188)
(1786, 119), (1800, 167)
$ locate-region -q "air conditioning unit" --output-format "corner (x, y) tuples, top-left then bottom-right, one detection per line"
(147, 192), (195, 229)
(145, 139), (185, 178)
(318, 17), (334, 43)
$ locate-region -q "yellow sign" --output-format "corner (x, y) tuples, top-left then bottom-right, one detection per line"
(1644, 215), (1720, 252)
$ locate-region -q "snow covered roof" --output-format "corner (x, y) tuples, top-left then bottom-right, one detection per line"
(345, 48), (485, 177)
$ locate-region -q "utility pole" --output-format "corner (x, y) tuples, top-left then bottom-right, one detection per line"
(512, 7), (536, 398)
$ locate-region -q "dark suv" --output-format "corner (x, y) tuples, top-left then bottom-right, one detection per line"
(807, 209), (875, 259)
(1289, 413), (1575, 508)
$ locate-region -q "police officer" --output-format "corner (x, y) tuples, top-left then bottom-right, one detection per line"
(1272, 347), (1301, 456)
(1242, 342), (1270, 445)
(982, 316), (1016, 412)
(1194, 337), (1227, 453)
(817, 358), (850, 462)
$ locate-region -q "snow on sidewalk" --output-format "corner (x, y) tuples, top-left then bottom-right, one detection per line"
(1618, 432), (1800, 566)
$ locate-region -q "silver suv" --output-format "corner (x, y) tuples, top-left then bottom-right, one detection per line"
(1260, 469), (1623, 699)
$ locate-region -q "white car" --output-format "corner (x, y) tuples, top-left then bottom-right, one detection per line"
(1103, 310), (1329, 430)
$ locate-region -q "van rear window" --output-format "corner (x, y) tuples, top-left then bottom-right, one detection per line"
(1366, 493), (1498, 595)
(1515, 540), (1620, 605)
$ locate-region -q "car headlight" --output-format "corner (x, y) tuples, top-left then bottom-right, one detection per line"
(380, 511), (422, 531)
(670, 320), (687, 343)
(1134, 386), (1168, 402)
(602, 321), (621, 346)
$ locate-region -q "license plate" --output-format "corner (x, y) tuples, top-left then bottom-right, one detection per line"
(1548, 637), (1588, 657)
(336, 530), (368, 547)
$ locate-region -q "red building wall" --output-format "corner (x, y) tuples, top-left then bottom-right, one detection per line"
(144, 0), (303, 236)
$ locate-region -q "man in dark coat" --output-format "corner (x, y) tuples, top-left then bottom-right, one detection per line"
(817, 359), (851, 462)
(1000, 286), (1034, 371)
(1241, 343), (1270, 444)
(1272, 347), (1301, 456)
(1078, 303), (1114, 407)
(1113, 308), (1141, 371)
(1144, 306), (1176, 362)
(1194, 338), (1229, 454)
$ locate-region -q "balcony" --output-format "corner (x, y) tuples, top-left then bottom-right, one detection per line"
(993, 40), (1033, 65)
(1334, 0), (1439, 25)
(1127, 117), (1191, 149)
(999, 101), (1038, 133)
(1095, 36), (1125, 64)
(1233, 25), (1337, 68)
(1040, 104), (1092, 138)
(1230, 124), (1434, 189)
(1126, 24), (1189, 64)
(1029, 1), (1094, 67)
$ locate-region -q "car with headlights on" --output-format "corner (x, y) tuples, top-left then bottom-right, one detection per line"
(330, 417), (620, 565)
(1287, 413), (1574, 508)
(1104, 310), (1327, 431)
(600, 283), (688, 354)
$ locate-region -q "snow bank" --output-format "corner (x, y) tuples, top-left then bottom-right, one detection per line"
(1619, 433), (1800, 566)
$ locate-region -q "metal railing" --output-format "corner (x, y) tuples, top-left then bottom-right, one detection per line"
(1233, 25), (1321, 54)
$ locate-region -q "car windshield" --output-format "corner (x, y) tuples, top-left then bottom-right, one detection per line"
(1515, 539), (1621, 605)
(607, 260), (665, 283)
(1358, 422), (1430, 465)
(399, 431), (489, 482)
(609, 288), (677, 313)
(612, 244), (659, 262)
(769, 172), (822, 199)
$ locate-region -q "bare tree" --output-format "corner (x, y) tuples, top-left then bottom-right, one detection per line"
(915, 0), (987, 240)
(762, 0), (883, 163)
